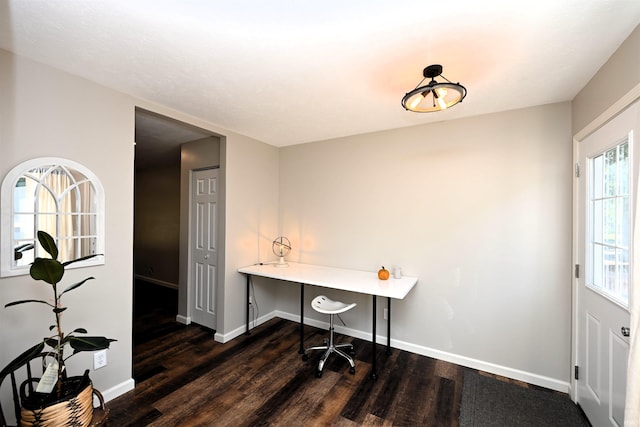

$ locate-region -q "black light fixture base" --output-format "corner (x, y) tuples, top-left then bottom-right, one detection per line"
(401, 63), (466, 112)
(423, 64), (443, 79)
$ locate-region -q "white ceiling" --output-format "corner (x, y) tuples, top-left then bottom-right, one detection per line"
(2, 1), (640, 148)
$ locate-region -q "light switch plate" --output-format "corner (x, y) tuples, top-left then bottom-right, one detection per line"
(93, 349), (107, 369)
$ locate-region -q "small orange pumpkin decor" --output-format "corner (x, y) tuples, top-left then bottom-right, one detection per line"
(378, 266), (390, 280)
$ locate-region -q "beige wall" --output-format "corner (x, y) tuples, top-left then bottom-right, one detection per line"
(573, 24), (640, 134)
(219, 136), (280, 337)
(135, 163), (181, 286)
(278, 103), (573, 388)
(0, 48), (136, 412)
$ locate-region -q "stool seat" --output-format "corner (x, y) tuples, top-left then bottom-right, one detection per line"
(312, 295), (357, 315)
(304, 295), (357, 378)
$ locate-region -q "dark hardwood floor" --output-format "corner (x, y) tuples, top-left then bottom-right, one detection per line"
(106, 281), (569, 426)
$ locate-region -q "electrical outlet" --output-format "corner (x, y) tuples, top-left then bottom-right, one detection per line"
(93, 350), (107, 370)
(383, 308), (388, 320)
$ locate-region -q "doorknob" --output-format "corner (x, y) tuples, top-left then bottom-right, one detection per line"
(621, 327), (630, 337)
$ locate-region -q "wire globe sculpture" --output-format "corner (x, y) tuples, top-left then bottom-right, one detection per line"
(272, 236), (291, 268)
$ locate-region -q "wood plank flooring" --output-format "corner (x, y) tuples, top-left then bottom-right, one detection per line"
(105, 282), (568, 426)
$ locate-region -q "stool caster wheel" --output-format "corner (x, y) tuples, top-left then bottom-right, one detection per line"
(302, 354), (309, 361)
(349, 367), (355, 375)
(316, 369), (323, 378)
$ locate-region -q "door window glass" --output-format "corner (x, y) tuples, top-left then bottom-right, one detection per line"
(588, 140), (630, 307)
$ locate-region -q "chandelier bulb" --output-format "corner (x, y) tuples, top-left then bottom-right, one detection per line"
(409, 93), (425, 110)
(433, 87), (448, 110)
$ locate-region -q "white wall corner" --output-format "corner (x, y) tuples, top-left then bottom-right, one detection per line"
(215, 311), (279, 343)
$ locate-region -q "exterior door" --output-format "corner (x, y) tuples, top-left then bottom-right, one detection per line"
(576, 103), (638, 426)
(190, 168), (218, 330)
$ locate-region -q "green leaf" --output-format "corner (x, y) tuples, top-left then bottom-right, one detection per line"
(37, 231), (58, 260)
(49, 325), (56, 331)
(62, 254), (100, 267)
(72, 328), (88, 334)
(53, 307), (67, 314)
(69, 336), (116, 353)
(0, 342), (45, 378)
(5, 299), (53, 308)
(60, 277), (95, 296)
(30, 258), (64, 284)
(45, 337), (60, 348)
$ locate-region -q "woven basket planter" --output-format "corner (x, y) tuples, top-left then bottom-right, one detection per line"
(19, 370), (100, 427)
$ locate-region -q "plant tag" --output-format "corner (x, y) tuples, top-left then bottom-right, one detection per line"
(36, 361), (59, 394)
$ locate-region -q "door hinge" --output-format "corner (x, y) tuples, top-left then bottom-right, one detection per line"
(574, 365), (579, 380)
(575, 162), (580, 178)
(575, 264), (580, 279)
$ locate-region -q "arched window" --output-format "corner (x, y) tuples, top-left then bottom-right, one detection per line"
(1, 158), (105, 277)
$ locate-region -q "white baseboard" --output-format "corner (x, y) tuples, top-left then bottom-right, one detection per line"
(226, 310), (570, 393)
(99, 378), (135, 403)
(176, 314), (191, 325)
(405, 344), (570, 393)
(135, 274), (178, 290)
(215, 311), (278, 343)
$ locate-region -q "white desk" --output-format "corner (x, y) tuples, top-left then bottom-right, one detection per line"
(237, 262), (418, 378)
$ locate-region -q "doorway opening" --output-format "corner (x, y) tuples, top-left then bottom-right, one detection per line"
(133, 108), (221, 359)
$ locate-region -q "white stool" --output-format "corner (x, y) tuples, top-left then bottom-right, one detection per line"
(303, 295), (357, 377)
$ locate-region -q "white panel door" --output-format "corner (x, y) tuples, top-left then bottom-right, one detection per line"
(577, 103), (638, 426)
(190, 168), (218, 330)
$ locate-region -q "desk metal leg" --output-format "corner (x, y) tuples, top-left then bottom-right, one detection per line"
(245, 275), (251, 335)
(387, 297), (391, 355)
(299, 283), (305, 354)
(371, 295), (377, 379)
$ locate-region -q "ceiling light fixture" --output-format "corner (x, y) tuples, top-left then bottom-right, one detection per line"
(401, 64), (467, 113)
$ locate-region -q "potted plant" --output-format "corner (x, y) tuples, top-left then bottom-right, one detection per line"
(0, 230), (115, 426)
